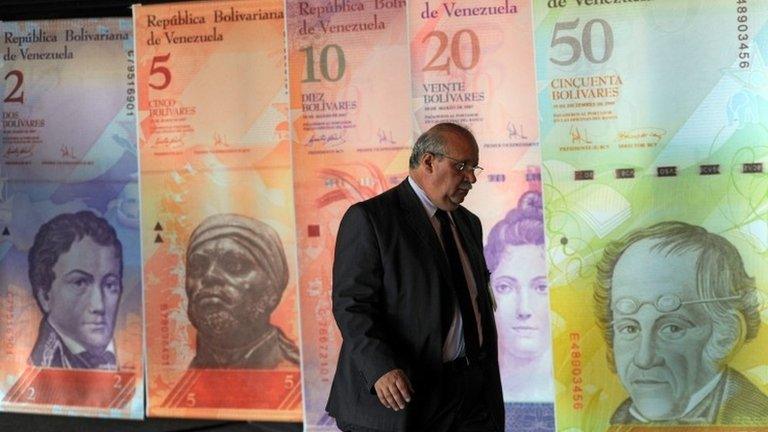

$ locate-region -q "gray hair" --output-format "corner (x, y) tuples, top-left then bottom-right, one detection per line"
(408, 123), (478, 169)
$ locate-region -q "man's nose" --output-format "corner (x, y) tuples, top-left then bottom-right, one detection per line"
(633, 330), (661, 369)
(202, 262), (226, 284)
(465, 168), (477, 184)
(87, 284), (105, 314)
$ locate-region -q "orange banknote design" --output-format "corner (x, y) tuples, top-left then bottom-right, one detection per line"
(135, 0), (301, 421)
(286, 0), (412, 429)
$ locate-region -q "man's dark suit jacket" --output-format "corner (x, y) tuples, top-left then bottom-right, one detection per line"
(326, 179), (504, 432)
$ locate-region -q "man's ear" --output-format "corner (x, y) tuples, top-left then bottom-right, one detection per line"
(36, 288), (51, 314)
(422, 152), (435, 173)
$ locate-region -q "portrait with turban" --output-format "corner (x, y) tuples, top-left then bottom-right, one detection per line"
(185, 213), (299, 369)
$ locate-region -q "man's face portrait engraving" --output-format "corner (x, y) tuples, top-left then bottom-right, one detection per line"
(186, 236), (276, 339)
(595, 221), (766, 425)
(28, 210), (124, 368)
(41, 236), (122, 353)
(611, 239), (717, 420)
(184, 213), (299, 369)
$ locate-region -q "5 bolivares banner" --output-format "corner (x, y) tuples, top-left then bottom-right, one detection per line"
(135, 0), (302, 421)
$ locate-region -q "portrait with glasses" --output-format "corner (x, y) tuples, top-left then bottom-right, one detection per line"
(594, 221), (768, 425)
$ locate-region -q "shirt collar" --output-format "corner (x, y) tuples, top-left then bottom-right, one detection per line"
(408, 176), (439, 218)
(47, 318), (116, 355)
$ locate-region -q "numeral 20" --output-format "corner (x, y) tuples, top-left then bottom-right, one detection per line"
(4, 70), (24, 103)
(301, 45), (346, 82)
(422, 29), (480, 74)
(550, 19), (614, 66)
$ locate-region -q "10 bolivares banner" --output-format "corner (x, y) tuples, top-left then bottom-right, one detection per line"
(287, 0), (412, 430)
(135, 0), (301, 421)
(0, 18), (143, 419)
(535, 0), (768, 430)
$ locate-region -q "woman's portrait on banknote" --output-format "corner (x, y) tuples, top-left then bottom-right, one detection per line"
(485, 189), (553, 402)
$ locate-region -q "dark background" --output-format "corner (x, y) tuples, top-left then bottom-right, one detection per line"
(0, 0), (305, 431)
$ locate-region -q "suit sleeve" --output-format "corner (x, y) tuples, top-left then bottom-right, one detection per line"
(332, 203), (398, 392)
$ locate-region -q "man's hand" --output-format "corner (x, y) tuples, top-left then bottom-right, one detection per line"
(373, 368), (414, 411)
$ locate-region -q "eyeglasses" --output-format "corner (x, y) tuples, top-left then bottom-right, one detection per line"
(430, 152), (484, 175)
(612, 294), (742, 315)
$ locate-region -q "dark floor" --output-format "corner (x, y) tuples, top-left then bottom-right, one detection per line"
(0, 412), (303, 432)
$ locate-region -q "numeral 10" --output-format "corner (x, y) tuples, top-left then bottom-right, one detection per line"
(301, 45), (346, 82)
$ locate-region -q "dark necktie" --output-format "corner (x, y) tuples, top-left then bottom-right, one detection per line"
(435, 209), (480, 356)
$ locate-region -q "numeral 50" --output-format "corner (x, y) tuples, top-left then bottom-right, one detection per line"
(550, 18), (614, 66)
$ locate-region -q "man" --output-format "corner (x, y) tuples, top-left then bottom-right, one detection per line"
(327, 123), (504, 432)
(185, 213), (299, 369)
(28, 210), (123, 370)
(594, 221), (768, 425)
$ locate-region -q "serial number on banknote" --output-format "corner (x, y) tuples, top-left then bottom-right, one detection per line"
(569, 332), (583, 410)
(126, 49), (136, 115)
(737, 0), (750, 69)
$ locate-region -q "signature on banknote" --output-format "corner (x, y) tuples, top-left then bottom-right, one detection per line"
(377, 128), (396, 145)
(213, 132), (230, 147)
(2, 144), (35, 160)
(306, 131), (346, 148)
(60, 145), (77, 160)
(507, 122), (528, 140)
(570, 126), (592, 145)
(152, 135), (185, 149)
(617, 128), (667, 143)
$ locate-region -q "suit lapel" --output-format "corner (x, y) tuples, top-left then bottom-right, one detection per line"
(395, 180), (452, 281)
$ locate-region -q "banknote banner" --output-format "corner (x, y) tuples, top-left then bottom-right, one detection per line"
(410, 1), (553, 430)
(286, 0), (412, 429)
(0, 18), (143, 419)
(535, 0), (768, 430)
(135, 0), (301, 421)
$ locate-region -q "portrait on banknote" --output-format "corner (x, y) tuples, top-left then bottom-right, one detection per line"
(594, 221), (768, 425)
(185, 213), (300, 370)
(27, 211), (123, 370)
(485, 189), (553, 403)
